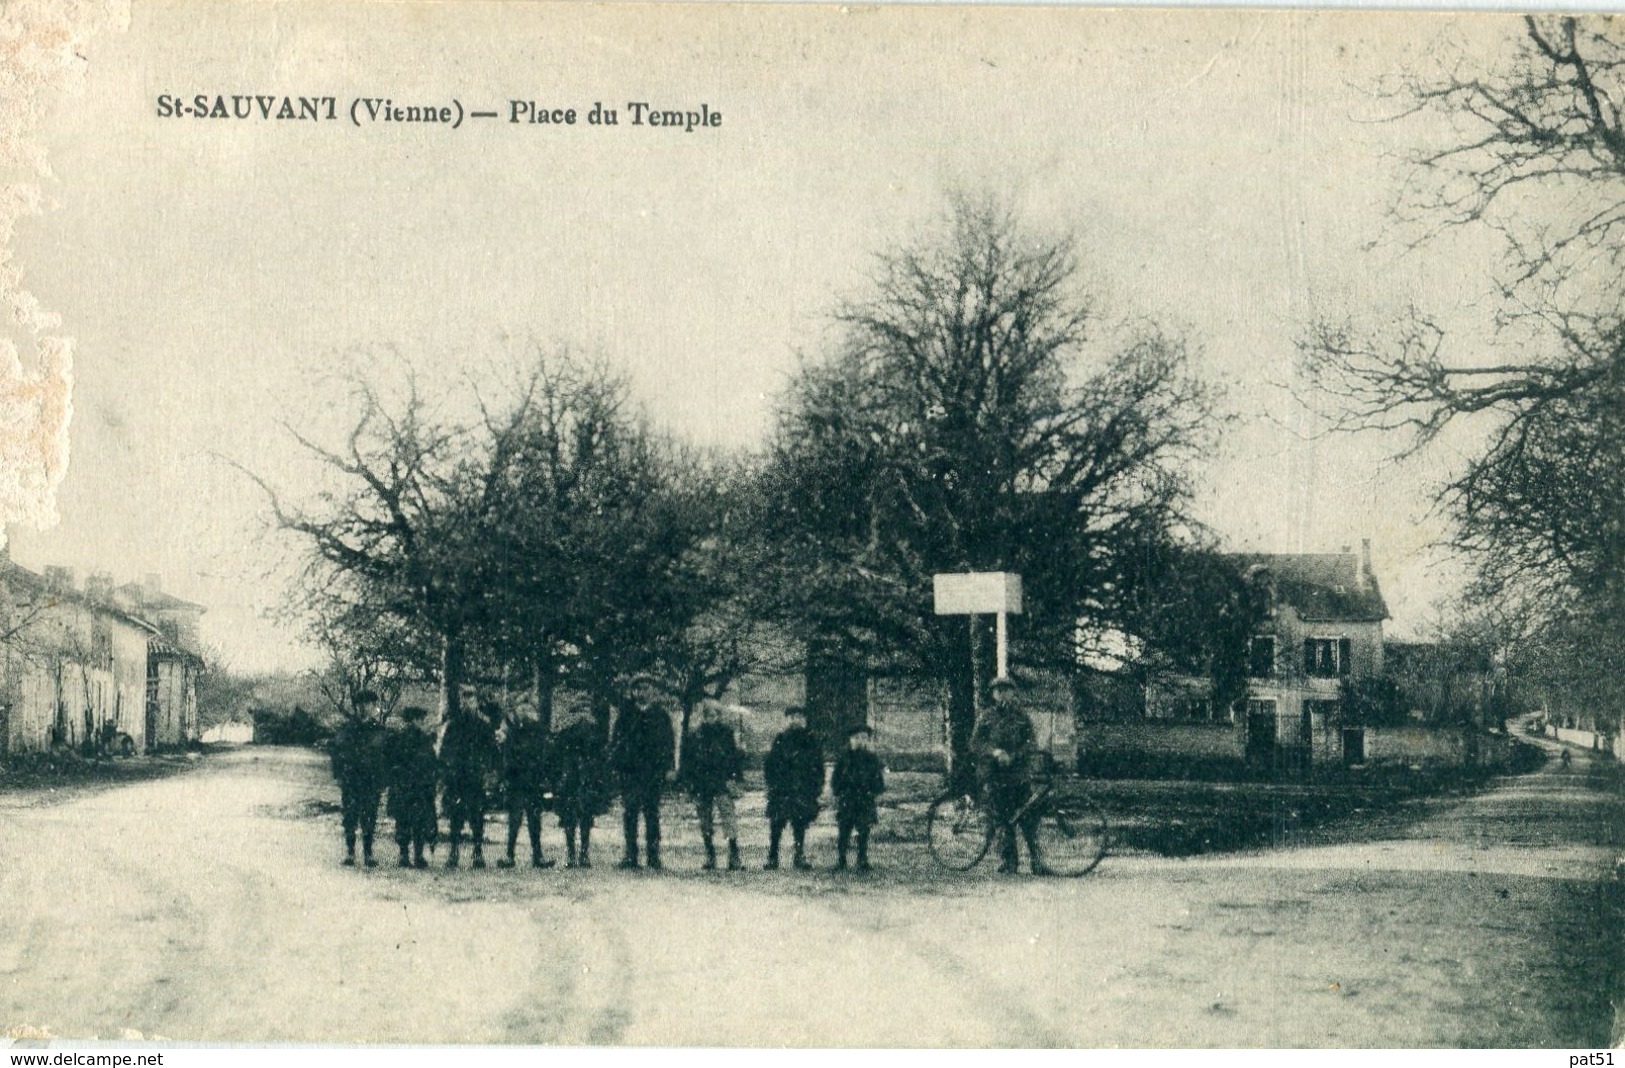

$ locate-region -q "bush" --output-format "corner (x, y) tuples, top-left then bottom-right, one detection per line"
(249, 705), (332, 747)
(1340, 676), (1408, 726)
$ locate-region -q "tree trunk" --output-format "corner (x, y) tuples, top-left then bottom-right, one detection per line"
(680, 696), (697, 743)
(533, 651), (554, 733)
(586, 668), (615, 733)
(942, 616), (986, 790)
(805, 641), (867, 753)
(439, 632), (465, 727)
(677, 684), (702, 774)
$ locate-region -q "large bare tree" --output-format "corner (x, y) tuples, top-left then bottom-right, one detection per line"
(762, 194), (1225, 773)
(259, 348), (717, 732)
(253, 368), (495, 724)
(1302, 16), (1625, 727)
(477, 353), (702, 728)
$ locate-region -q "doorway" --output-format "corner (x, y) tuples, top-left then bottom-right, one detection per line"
(1341, 727), (1365, 765)
(1245, 699), (1277, 764)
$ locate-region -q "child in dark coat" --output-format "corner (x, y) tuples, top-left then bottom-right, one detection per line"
(386, 705), (439, 869)
(497, 706), (554, 870)
(831, 723), (885, 872)
(549, 716), (611, 868)
(763, 705), (824, 870)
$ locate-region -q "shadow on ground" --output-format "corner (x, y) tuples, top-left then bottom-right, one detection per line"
(0, 749), (204, 804)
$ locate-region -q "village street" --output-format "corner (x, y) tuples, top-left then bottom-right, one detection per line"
(0, 738), (1618, 1049)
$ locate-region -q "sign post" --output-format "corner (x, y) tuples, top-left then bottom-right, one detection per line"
(932, 572), (1023, 682)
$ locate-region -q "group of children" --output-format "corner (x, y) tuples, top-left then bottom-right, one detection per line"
(675, 700), (888, 873)
(331, 692), (890, 873)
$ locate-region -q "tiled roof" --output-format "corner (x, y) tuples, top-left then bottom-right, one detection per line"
(148, 633), (205, 662)
(2, 562), (207, 657)
(1227, 552), (1389, 623)
(1, 561), (157, 634)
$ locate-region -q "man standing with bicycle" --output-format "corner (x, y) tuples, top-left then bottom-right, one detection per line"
(971, 677), (1049, 875)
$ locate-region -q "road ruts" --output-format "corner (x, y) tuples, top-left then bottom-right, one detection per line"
(2, 738), (1617, 1047)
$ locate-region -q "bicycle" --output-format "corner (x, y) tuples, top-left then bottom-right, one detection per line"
(926, 752), (1109, 876)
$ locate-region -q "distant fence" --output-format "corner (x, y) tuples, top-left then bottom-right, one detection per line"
(1545, 724), (1620, 760)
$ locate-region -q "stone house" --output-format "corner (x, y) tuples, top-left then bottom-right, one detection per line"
(0, 562), (205, 758)
(1232, 543), (1388, 768)
(112, 577), (206, 750)
(1089, 543), (1392, 772)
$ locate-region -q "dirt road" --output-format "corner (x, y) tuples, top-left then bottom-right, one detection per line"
(1, 738), (1617, 1047)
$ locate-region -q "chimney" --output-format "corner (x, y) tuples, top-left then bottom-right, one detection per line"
(1361, 538), (1373, 584)
(142, 573), (162, 600)
(85, 571), (113, 602)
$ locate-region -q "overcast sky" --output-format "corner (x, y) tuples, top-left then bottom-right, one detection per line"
(4, 3), (1534, 672)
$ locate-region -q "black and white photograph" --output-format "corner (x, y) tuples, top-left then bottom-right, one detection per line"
(0, 1), (1620, 1049)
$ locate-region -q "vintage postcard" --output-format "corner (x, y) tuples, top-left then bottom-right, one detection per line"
(0, 1), (1620, 1050)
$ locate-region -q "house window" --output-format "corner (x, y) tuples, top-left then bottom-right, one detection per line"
(1248, 636), (1276, 678)
(1304, 637), (1353, 678)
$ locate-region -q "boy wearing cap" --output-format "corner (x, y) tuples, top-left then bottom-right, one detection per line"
(440, 691), (499, 869)
(609, 673), (676, 869)
(330, 690), (385, 867)
(387, 705), (439, 869)
(763, 705), (824, 870)
(549, 712), (611, 868)
(497, 700), (555, 870)
(831, 723), (885, 872)
(681, 699), (746, 871)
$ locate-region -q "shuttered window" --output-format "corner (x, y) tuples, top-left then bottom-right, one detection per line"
(1304, 638), (1339, 678)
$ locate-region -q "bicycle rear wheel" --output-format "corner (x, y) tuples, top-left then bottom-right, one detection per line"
(927, 792), (994, 871)
(1035, 798), (1108, 876)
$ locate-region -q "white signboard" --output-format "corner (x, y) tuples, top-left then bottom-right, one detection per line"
(932, 572), (1023, 615)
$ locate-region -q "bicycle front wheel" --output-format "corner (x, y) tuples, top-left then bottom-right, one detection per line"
(927, 792), (995, 871)
(1035, 798), (1108, 876)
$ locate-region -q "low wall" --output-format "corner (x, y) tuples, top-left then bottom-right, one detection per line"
(1080, 720), (1515, 775)
(1077, 722), (1244, 760)
(1364, 725), (1465, 764)
(1350, 726), (1516, 770)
